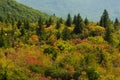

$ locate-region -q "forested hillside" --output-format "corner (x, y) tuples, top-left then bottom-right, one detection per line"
(0, 0), (120, 80)
(0, 0), (54, 22)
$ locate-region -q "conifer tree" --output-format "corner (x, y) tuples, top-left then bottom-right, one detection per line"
(46, 17), (53, 27)
(99, 9), (110, 28)
(73, 15), (77, 24)
(17, 20), (22, 29)
(84, 17), (89, 26)
(59, 18), (64, 24)
(36, 17), (45, 40)
(114, 18), (119, 29)
(24, 20), (30, 30)
(65, 13), (72, 26)
(0, 27), (4, 47)
(62, 27), (71, 40)
(56, 20), (61, 29)
(73, 13), (84, 34)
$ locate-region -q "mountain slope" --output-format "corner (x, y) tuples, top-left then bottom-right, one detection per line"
(0, 0), (51, 21)
(16, 0), (120, 21)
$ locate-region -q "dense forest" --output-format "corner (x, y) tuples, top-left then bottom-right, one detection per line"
(1, 0), (120, 80)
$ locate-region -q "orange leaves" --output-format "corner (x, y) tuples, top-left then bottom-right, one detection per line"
(29, 35), (39, 45)
(26, 56), (43, 66)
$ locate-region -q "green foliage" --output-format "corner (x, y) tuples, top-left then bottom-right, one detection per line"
(86, 67), (100, 80)
(65, 13), (72, 26)
(88, 36), (106, 44)
(73, 13), (85, 34)
(46, 17), (54, 27)
(73, 15), (77, 24)
(0, 5), (119, 80)
(0, 0), (52, 22)
(56, 40), (74, 51)
(84, 17), (89, 26)
(56, 20), (61, 29)
(99, 9), (110, 28)
(114, 18), (119, 30)
(76, 43), (94, 53)
(29, 64), (45, 74)
(45, 66), (69, 80)
(62, 27), (71, 40)
(44, 47), (57, 60)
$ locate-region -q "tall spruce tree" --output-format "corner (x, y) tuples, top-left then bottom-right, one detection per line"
(46, 17), (53, 27)
(99, 9), (110, 28)
(36, 17), (45, 40)
(99, 10), (113, 43)
(56, 20), (61, 29)
(114, 18), (119, 29)
(84, 17), (89, 26)
(62, 27), (71, 40)
(65, 13), (72, 26)
(73, 15), (77, 24)
(73, 13), (84, 34)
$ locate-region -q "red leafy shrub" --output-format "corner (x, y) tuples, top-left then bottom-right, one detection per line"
(26, 56), (43, 66)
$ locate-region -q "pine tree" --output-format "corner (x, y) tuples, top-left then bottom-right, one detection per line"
(84, 17), (89, 26)
(65, 13), (72, 26)
(99, 9), (110, 28)
(56, 20), (61, 29)
(73, 15), (77, 24)
(62, 27), (71, 40)
(105, 25), (112, 43)
(46, 17), (53, 27)
(17, 20), (22, 29)
(114, 18), (119, 29)
(24, 20), (30, 30)
(38, 17), (43, 27)
(36, 17), (45, 40)
(59, 18), (64, 24)
(0, 27), (4, 47)
(73, 13), (84, 34)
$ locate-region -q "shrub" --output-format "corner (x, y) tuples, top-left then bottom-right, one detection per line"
(56, 40), (74, 51)
(29, 64), (45, 74)
(44, 47), (57, 60)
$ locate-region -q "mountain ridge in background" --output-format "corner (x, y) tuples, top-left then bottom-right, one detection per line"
(16, 0), (120, 21)
(0, 0), (52, 21)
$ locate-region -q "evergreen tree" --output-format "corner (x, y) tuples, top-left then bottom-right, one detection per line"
(38, 17), (43, 27)
(17, 20), (22, 29)
(62, 27), (71, 40)
(46, 17), (53, 27)
(36, 17), (45, 40)
(73, 15), (77, 24)
(84, 17), (89, 26)
(73, 13), (84, 34)
(114, 18), (119, 29)
(0, 16), (3, 22)
(0, 27), (4, 47)
(56, 20), (61, 29)
(99, 9), (114, 43)
(65, 13), (72, 26)
(105, 25), (112, 43)
(59, 18), (64, 24)
(24, 20), (30, 30)
(99, 9), (110, 28)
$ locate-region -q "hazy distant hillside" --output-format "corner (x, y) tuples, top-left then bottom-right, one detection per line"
(17, 0), (120, 21)
(0, 0), (51, 21)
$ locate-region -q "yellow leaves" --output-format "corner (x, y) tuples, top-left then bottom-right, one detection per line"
(0, 58), (15, 70)
(81, 71), (87, 75)
(88, 36), (106, 44)
(29, 35), (39, 45)
(89, 25), (105, 36)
